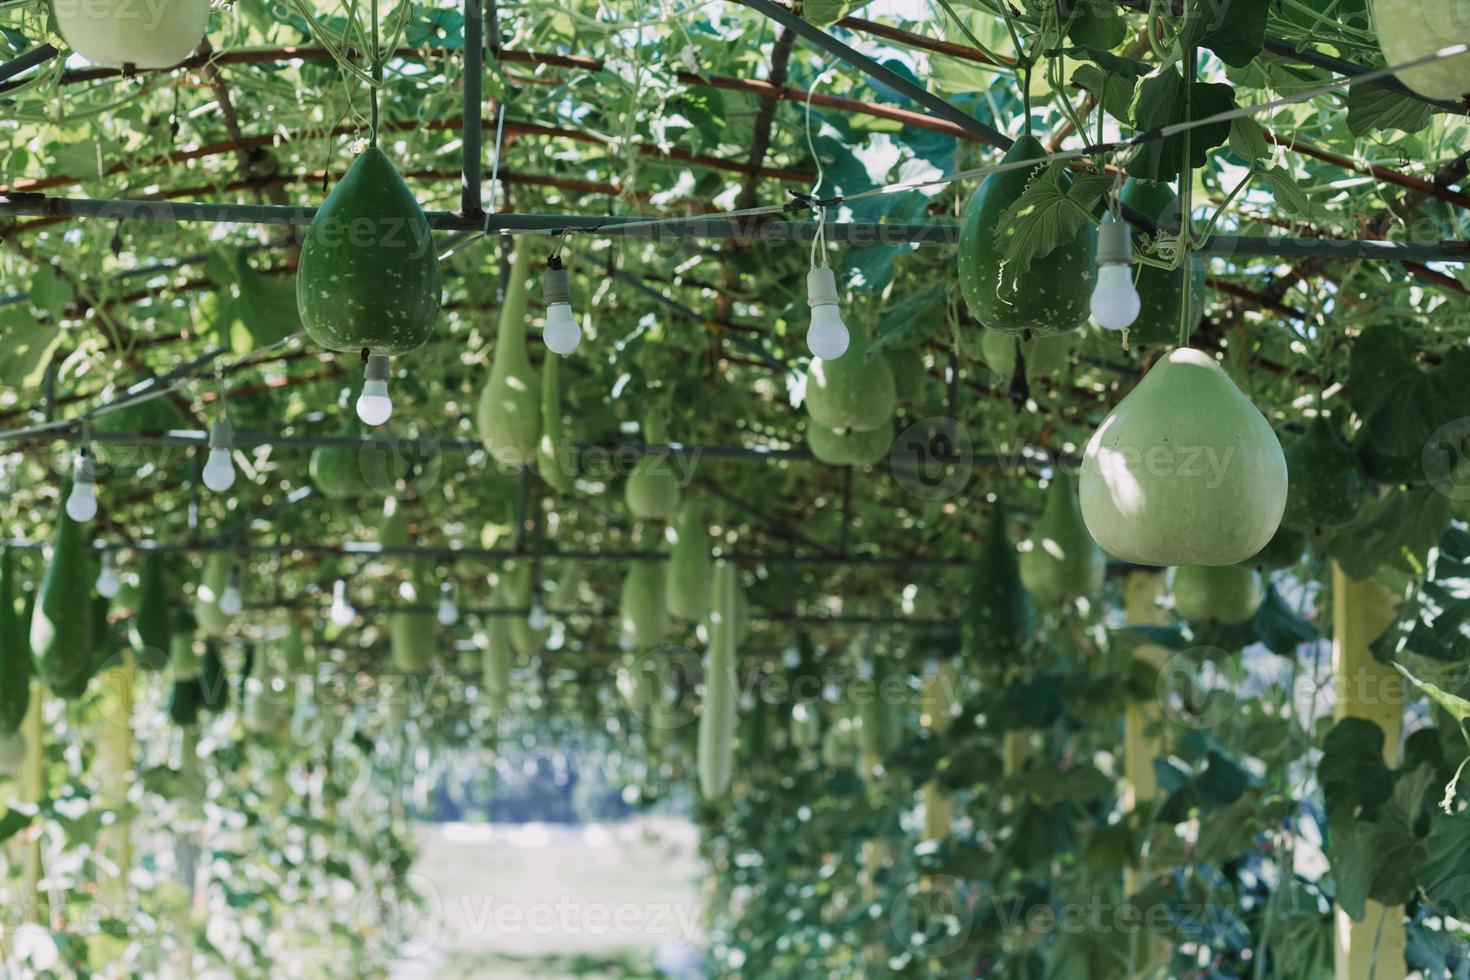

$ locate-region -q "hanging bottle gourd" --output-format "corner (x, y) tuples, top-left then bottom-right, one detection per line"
(54, 0), (212, 70)
(537, 354), (575, 493)
(297, 7), (441, 423)
(665, 504), (713, 622)
(625, 405), (680, 522)
(1019, 472), (1106, 606)
(477, 247), (542, 468)
(31, 486), (94, 699)
(0, 550), (31, 775)
(697, 561), (740, 800)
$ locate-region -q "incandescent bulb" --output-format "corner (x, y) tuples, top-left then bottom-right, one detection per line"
(357, 354), (393, 426)
(66, 479), (97, 523)
(95, 560), (120, 598)
(807, 305), (850, 360)
(544, 304), (582, 356)
(806, 266), (850, 360)
(1090, 264), (1142, 331)
(329, 580), (356, 627)
(219, 584), (243, 616)
(437, 586), (460, 626)
(528, 604), (550, 631)
(202, 448), (236, 492)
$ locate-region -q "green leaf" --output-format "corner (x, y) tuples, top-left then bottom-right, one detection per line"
(1328, 487), (1451, 581)
(804, 0), (870, 27)
(0, 308), (63, 390)
(28, 266), (71, 324)
(1260, 166), (1314, 220)
(1374, 527), (1470, 664)
(1416, 807), (1470, 917)
(1348, 324), (1470, 467)
(1070, 63), (1137, 125)
(1228, 117), (1270, 163)
(869, 283), (945, 355)
(1252, 586), (1318, 656)
(1394, 663), (1470, 725)
(1127, 69), (1237, 180)
(1347, 84), (1435, 137)
(1065, 9), (1128, 50)
(1180, 0), (1271, 68)
(1319, 717), (1394, 816)
(995, 164), (1110, 275)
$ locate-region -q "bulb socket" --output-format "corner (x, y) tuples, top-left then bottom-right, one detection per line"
(208, 416), (234, 450)
(1096, 213), (1133, 267)
(364, 353), (390, 382)
(74, 454), (96, 484)
(807, 266), (840, 308)
(543, 266), (572, 307)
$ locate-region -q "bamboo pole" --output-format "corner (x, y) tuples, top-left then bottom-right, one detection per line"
(1331, 564), (1407, 980)
(921, 660), (957, 841)
(96, 652), (135, 908)
(18, 684), (46, 926)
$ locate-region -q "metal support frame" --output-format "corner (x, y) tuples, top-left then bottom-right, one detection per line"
(0, 43), (59, 84)
(461, 0), (485, 217)
(1, 196), (1463, 261)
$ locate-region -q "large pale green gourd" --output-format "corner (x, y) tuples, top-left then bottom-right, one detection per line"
(697, 561), (739, 799)
(625, 409), (681, 521)
(806, 420), (892, 467)
(297, 148), (442, 356)
(1373, 0), (1470, 100)
(54, 0), (212, 69)
(390, 560), (437, 671)
(537, 354), (575, 493)
(804, 332), (896, 434)
(620, 558), (668, 649)
(476, 247), (541, 468)
(193, 553), (233, 638)
(1172, 565), (1263, 626)
(957, 135), (1096, 336)
(665, 505), (713, 622)
(31, 490), (94, 697)
(1079, 349), (1288, 567)
(1019, 472), (1106, 605)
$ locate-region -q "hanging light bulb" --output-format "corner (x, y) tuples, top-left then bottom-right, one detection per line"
(356, 354), (393, 427)
(542, 256), (582, 356)
(437, 583), (460, 626)
(201, 415), (237, 493)
(95, 553), (120, 599)
(1090, 212), (1141, 332)
(219, 566), (243, 616)
(329, 579), (356, 627)
(806, 266), (850, 360)
(66, 451), (99, 523)
(528, 603), (550, 631)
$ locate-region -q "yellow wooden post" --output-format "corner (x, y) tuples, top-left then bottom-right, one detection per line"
(1122, 571), (1170, 890)
(921, 660), (956, 841)
(96, 652), (135, 907)
(19, 683), (47, 926)
(1331, 564), (1407, 980)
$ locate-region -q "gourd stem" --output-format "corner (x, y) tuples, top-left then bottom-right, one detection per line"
(1177, 26), (1196, 349)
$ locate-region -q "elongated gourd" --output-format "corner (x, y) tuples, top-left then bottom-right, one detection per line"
(963, 501), (1035, 664)
(697, 561), (740, 799)
(390, 560), (437, 671)
(0, 549), (31, 739)
(477, 247), (542, 468)
(244, 647), (287, 737)
(1079, 349), (1288, 566)
(130, 551), (170, 657)
(626, 409), (681, 521)
(537, 354), (575, 493)
(55, 0), (212, 70)
(298, 148), (441, 356)
(858, 647), (901, 763)
(31, 489), (94, 697)
(1018, 472), (1106, 606)
(665, 505), (713, 622)
(505, 565), (548, 654)
(193, 553), (232, 638)
(481, 615), (514, 713)
(167, 608), (203, 728)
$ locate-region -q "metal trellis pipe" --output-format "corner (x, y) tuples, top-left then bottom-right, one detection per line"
(461, 0), (485, 217)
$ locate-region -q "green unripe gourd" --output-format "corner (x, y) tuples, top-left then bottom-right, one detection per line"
(130, 551), (171, 657)
(477, 247), (542, 469)
(31, 489), (94, 697)
(481, 615), (514, 713)
(297, 147), (441, 357)
(1372, 0), (1470, 101)
(957, 134), (1096, 337)
(698, 561), (740, 800)
(168, 608), (202, 728)
(244, 648), (288, 737)
(1281, 416), (1368, 533)
(621, 556), (669, 650)
(1172, 564), (1263, 626)
(885, 349), (927, 404)
(1117, 179), (1205, 347)
(390, 561), (437, 671)
(858, 649), (902, 763)
(0, 550), (31, 735)
(666, 505), (713, 622)
(193, 553), (233, 638)
(963, 501), (1035, 664)
(504, 565), (548, 654)
(626, 409), (681, 521)
(805, 333), (896, 434)
(807, 420), (892, 467)
(1019, 473), (1106, 606)
(1080, 349), (1288, 566)
(537, 354), (575, 493)
(1248, 523), (1308, 572)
